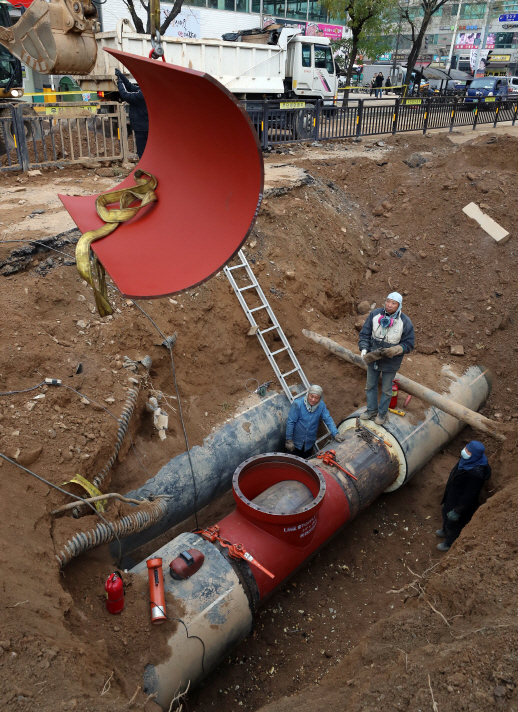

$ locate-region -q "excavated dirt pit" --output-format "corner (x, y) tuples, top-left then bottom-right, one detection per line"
(0, 128), (517, 712)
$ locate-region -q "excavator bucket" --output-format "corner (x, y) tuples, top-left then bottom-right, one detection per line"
(0, 0), (98, 74)
(60, 50), (264, 299)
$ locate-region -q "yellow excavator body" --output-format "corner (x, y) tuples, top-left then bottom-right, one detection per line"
(0, 0), (98, 75)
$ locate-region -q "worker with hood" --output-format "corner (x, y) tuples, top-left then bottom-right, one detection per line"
(436, 440), (491, 552)
(358, 292), (415, 424)
(115, 68), (149, 159)
(285, 385), (345, 458)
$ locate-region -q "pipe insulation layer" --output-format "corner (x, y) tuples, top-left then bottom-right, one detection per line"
(132, 364), (492, 710)
(114, 390), (294, 556)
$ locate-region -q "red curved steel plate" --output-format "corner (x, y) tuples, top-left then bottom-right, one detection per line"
(60, 49), (264, 299)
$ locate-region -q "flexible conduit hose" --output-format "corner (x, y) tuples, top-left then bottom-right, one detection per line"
(56, 497), (168, 567)
(72, 385), (140, 518)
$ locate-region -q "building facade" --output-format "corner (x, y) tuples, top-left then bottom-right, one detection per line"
(382, 1), (518, 76)
(99, 0), (347, 42)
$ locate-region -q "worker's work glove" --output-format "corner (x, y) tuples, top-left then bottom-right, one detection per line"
(447, 509), (460, 522)
(362, 348), (385, 364)
(115, 68), (123, 79)
(380, 344), (404, 358)
(285, 440), (295, 453)
(335, 433), (346, 443)
(360, 349), (367, 359)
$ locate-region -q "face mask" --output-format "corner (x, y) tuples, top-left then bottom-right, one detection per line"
(461, 448), (470, 459)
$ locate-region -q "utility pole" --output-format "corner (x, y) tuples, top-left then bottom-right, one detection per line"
(472, 0), (494, 77)
(445, 0), (462, 72)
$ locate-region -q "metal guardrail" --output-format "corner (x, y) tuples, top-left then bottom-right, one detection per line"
(0, 101), (137, 172)
(2, 96), (517, 171)
(242, 96), (518, 149)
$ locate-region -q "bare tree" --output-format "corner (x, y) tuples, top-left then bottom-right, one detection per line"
(400, 0), (451, 95)
(121, 0), (184, 35)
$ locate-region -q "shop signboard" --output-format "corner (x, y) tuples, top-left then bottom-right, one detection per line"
(499, 13), (518, 22)
(263, 17), (343, 39)
(456, 31), (481, 49)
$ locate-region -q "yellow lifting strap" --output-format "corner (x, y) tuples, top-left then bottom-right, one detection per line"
(75, 170), (158, 317)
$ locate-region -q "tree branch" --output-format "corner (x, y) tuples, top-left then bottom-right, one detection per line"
(121, 0), (145, 34)
(160, 0), (184, 35)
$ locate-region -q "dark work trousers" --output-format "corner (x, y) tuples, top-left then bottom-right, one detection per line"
(134, 130), (148, 159)
(442, 504), (473, 546)
(292, 446), (314, 459)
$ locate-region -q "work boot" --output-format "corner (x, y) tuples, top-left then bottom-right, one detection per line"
(437, 541), (450, 552)
(435, 529), (446, 538)
(360, 410), (377, 420)
(375, 413), (387, 425)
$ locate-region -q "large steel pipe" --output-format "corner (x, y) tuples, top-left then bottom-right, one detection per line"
(114, 390), (294, 556)
(130, 364), (492, 709)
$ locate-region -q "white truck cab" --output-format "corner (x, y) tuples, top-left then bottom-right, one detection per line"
(285, 35), (338, 100)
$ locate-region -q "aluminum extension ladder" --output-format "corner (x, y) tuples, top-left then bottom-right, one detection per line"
(224, 249), (331, 451)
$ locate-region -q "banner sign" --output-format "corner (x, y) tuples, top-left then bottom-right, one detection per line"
(161, 7), (201, 39)
(470, 48), (488, 74)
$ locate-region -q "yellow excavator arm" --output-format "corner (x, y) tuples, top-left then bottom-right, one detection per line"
(0, 0), (99, 75)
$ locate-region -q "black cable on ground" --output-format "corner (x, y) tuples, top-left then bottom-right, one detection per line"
(150, 601), (206, 675)
(0, 451), (122, 564)
(0, 381), (46, 396)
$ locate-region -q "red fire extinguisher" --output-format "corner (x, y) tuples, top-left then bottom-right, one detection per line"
(105, 572), (124, 614)
(389, 380), (399, 409)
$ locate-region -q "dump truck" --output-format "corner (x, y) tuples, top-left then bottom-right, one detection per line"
(76, 19), (340, 102)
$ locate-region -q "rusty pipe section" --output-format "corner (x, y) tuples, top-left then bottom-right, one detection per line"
(131, 362), (492, 709)
(302, 330), (504, 441)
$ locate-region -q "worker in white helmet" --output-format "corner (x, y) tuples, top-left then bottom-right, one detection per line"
(358, 292), (415, 425)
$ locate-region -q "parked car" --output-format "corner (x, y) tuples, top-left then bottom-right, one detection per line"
(509, 76), (518, 94)
(465, 76), (509, 103)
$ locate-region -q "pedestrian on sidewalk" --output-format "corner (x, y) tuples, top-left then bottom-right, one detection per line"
(285, 385), (345, 458)
(115, 68), (149, 159)
(436, 441), (491, 552)
(358, 292), (415, 425)
(375, 72), (384, 98)
(369, 76), (376, 96)
(385, 76), (392, 93)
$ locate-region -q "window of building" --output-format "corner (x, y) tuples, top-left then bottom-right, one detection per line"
(308, 0), (326, 21)
(302, 43), (312, 66)
(451, 3), (485, 18)
(208, 0), (235, 9)
(286, 0), (308, 20)
(236, 0), (248, 11)
(189, 0), (207, 6)
(251, 0), (260, 11)
(262, 0), (286, 16)
(495, 31), (516, 47)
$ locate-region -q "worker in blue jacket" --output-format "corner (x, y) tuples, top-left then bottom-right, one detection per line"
(115, 68), (149, 159)
(285, 384), (345, 458)
(358, 292), (415, 425)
